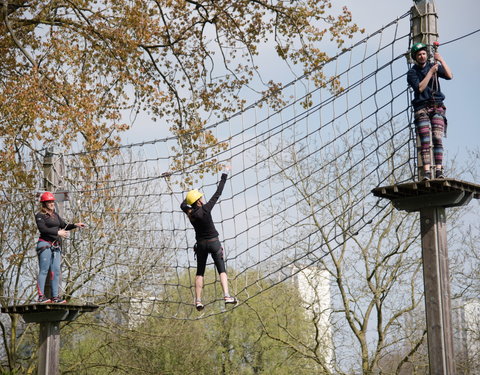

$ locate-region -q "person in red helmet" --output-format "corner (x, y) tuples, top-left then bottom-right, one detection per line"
(35, 191), (86, 303)
(407, 42), (453, 180)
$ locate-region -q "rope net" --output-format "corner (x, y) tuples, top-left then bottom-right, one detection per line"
(6, 12), (416, 320)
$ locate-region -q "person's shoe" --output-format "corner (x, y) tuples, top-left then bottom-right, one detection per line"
(224, 296), (237, 305)
(37, 296), (52, 303)
(422, 171), (431, 181)
(435, 169), (445, 179)
(195, 300), (204, 311)
(52, 297), (67, 304)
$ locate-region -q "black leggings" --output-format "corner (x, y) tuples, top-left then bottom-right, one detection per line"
(195, 239), (226, 276)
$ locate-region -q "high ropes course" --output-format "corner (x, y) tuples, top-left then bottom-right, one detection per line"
(4, 11), (478, 321)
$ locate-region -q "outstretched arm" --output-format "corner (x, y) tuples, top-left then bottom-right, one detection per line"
(203, 173), (228, 212)
(61, 220), (86, 237)
(60, 215), (85, 231)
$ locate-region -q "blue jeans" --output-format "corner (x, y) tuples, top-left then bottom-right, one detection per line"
(36, 241), (62, 297)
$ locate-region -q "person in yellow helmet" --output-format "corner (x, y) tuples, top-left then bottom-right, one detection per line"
(181, 171), (237, 311)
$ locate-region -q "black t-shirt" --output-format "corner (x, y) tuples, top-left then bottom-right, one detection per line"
(181, 174), (227, 241)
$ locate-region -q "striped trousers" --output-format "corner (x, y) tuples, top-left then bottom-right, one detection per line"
(414, 105), (447, 167)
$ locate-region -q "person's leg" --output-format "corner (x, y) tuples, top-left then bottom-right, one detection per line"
(210, 241), (227, 294)
(219, 272), (230, 297)
(414, 108), (432, 179)
(431, 108), (446, 177)
(210, 241), (236, 304)
(37, 244), (52, 299)
(195, 242), (208, 309)
(50, 249), (62, 299)
(195, 275), (204, 302)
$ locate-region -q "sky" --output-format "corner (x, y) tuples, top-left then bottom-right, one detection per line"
(344, 0), (480, 171)
(121, 0), (480, 176)
(90, 0), (480, 327)
(90, 1), (480, 318)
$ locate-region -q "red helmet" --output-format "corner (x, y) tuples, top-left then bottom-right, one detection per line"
(40, 192), (55, 202)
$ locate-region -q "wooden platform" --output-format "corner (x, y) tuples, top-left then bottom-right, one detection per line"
(1, 303), (99, 323)
(371, 178), (480, 212)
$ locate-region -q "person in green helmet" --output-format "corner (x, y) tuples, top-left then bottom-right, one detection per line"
(407, 42), (453, 180)
(181, 171), (237, 311)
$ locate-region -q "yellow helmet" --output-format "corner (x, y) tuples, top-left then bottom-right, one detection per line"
(185, 189), (203, 205)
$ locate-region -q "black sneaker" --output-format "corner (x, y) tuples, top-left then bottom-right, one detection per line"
(37, 296), (52, 303)
(52, 297), (67, 304)
(435, 169), (445, 179)
(422, 171), (431, 181)
(224, 296), (237, 305)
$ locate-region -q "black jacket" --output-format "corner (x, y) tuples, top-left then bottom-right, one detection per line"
(35, 211), (77, 245)
(407, 62), (451, 111)
(181, 174), (227, 241)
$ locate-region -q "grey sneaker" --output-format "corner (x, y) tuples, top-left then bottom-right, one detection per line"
(224, 296), (237, 305)
(435, 169), (445, 179)
(52, 297), (66, 304)
(422, 171), (431, 181)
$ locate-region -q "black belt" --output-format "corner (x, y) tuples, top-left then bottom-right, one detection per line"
(197, 237), (219, 243)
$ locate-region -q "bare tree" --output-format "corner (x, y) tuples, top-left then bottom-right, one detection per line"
(252, 128), (431, 374)
(0, 149), (175, 373)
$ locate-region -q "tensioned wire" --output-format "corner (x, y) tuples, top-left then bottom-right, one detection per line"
(61, 12), (412, 157)
(5, 11), (464, 320)
(47, 13), (415, 319)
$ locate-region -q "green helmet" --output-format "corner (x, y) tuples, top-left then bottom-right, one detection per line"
(410, 43), (428, 60)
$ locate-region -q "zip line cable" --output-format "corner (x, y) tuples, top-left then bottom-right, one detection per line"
(3, 11), (458, 322)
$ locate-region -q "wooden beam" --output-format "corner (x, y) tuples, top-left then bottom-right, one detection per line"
(38, 322), (61, 375)
(372, 178), (479, 374)
(420, 207), (455, 374)
(2, 304), (98, 375)
(392, 191), (467, 212)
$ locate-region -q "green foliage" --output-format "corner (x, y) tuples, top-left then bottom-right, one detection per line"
(59, 270), (317, 374)
(0, 0), (363, 179)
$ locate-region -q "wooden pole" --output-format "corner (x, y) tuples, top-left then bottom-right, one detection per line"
(42, 147), (55, 300)
(420, 206), (455, 374)
(38, 321), (61, 375)
(42, 147), (55, 194)
(38, 146), (69, 374)
(411, 0), (438, 180)
(1, 304), (99, 375)
(409, 3), (455, 369)
(41, 147), (68, 299)
(372, 179), (480, 374)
